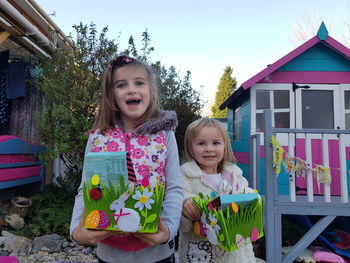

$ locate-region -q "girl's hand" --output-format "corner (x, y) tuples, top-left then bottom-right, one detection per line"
(134, 217), (169, 246)
(72, 210), (114, 246)
(183, 197), (201, 221)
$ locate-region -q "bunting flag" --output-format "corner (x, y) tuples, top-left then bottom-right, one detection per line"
(313, 165), (331, 191)
(270, 136), (333, 188)
(126, 152), (136, 183)
(271, 136), (285, 176)
(294, 157), (310, 178)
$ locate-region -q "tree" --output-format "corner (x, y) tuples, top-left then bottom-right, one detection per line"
(35, 23), (203, 188)
(211, 66), (237, 118)
(35, 23), (119, 189)
(153, 62), (203, 154)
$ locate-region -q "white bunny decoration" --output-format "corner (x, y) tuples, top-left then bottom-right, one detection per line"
(109, 191), (141, 232)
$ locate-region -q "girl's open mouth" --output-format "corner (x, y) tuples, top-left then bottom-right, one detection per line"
(126, 99), (141, 105)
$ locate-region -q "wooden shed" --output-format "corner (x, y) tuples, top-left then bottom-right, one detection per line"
(0, 0), (72, 143)
(0, 0), (72, 194)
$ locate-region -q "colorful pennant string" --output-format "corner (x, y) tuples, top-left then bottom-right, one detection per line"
(271, 136), (333, 188)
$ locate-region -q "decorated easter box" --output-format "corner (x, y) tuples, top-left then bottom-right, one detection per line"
(83, 152), (164, 233)
(193, 192), (264, 252)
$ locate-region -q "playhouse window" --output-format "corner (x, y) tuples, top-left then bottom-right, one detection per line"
(255, 90), (290, 131)
(302, 90), (333, 129)
(345, 91), (350, 129)
(234, 107), (242, 140)
(274, 90), (289, 108)
(256, 91), (270, 109)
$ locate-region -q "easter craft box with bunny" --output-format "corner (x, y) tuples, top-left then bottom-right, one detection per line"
(193, 192), (264, 252)
(83, 151), (164, 233)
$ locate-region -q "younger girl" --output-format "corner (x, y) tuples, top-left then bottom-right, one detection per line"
(70, 55), (183, 263)
(179, 118), (256, 263)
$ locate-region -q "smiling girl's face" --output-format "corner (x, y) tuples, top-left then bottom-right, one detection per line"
(113, 64), (151, 132)
(192, 126), (225, 174)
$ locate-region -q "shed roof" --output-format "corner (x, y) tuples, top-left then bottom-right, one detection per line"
(220, 22), (350, 110)
(0, 0), (73, 57)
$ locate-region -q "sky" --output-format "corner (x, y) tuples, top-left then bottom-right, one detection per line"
(36, 0), (350, 115)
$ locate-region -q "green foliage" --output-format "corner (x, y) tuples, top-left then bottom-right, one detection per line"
(153, 62), (203, 154)
(211, 66), (237, 118)
(12, 184), (75, 239)
(34, 23), (119, 190)
(34, 23), (203, 189)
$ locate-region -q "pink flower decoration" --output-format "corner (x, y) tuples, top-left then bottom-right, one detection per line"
(109, 129), (125, 142)
(92, 147), (101, 152)
(106, 141), (119, 152)
(131, 148), (145, 159)
(156, 134), (165, 144)
(137, 136), (149, 146)
(137, 165), (150, 177)
(151, 154), (159, 162)
(155, 166), (163, 175)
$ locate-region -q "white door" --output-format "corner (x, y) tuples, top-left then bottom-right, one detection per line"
(294, 84), (341, 196)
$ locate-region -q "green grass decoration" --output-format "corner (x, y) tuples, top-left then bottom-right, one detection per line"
(83, 177), (164, 233)
(82, 151), (164, 233)
(193, 193), (264, 252)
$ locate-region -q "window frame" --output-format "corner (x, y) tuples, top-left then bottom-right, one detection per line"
(251, 84), (294, 134)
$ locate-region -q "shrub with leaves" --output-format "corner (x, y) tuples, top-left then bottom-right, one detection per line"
(35, 23), (203, 190)
(12, 184), (75, 239)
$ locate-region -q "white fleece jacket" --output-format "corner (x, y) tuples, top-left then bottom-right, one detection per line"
(178, 160), (257, 263)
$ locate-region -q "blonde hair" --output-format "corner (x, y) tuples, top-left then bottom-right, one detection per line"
(93, 56), (161, 133)
(183, 118), (237, 173)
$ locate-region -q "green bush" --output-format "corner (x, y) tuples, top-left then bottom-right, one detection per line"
(12, 184), (75, 239)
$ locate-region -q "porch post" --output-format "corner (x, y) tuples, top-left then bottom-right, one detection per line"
(264, 109), (277, 263)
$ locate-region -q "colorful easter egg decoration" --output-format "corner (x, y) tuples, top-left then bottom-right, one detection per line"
(207, 196), (221, 211)
(90, 187), (102, 200)
(235, 234), (246, 248)
(91, 174), (100, 186)
(250, 227), (259, 242)
(85, 210), (100, 228)
(199, 222), (208, 238)
(194, 221), (201, 236)
(231, 202), (239, 213)
(97, 210), (110, 229)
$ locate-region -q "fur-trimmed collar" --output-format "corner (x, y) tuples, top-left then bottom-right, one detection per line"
(118, 110), (178, 135)
(181, 160), (237, 178)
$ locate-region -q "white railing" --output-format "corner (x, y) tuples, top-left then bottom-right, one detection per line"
(270, 130), (349, 204)
(261, 110), (350, 263)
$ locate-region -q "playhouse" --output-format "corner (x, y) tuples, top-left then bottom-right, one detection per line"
(221, 22), (350, 196)
(220, 23), (350, 262)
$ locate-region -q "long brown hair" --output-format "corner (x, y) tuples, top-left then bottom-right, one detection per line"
(183, 118), (237, 173)
(92, 56), (161, 133)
